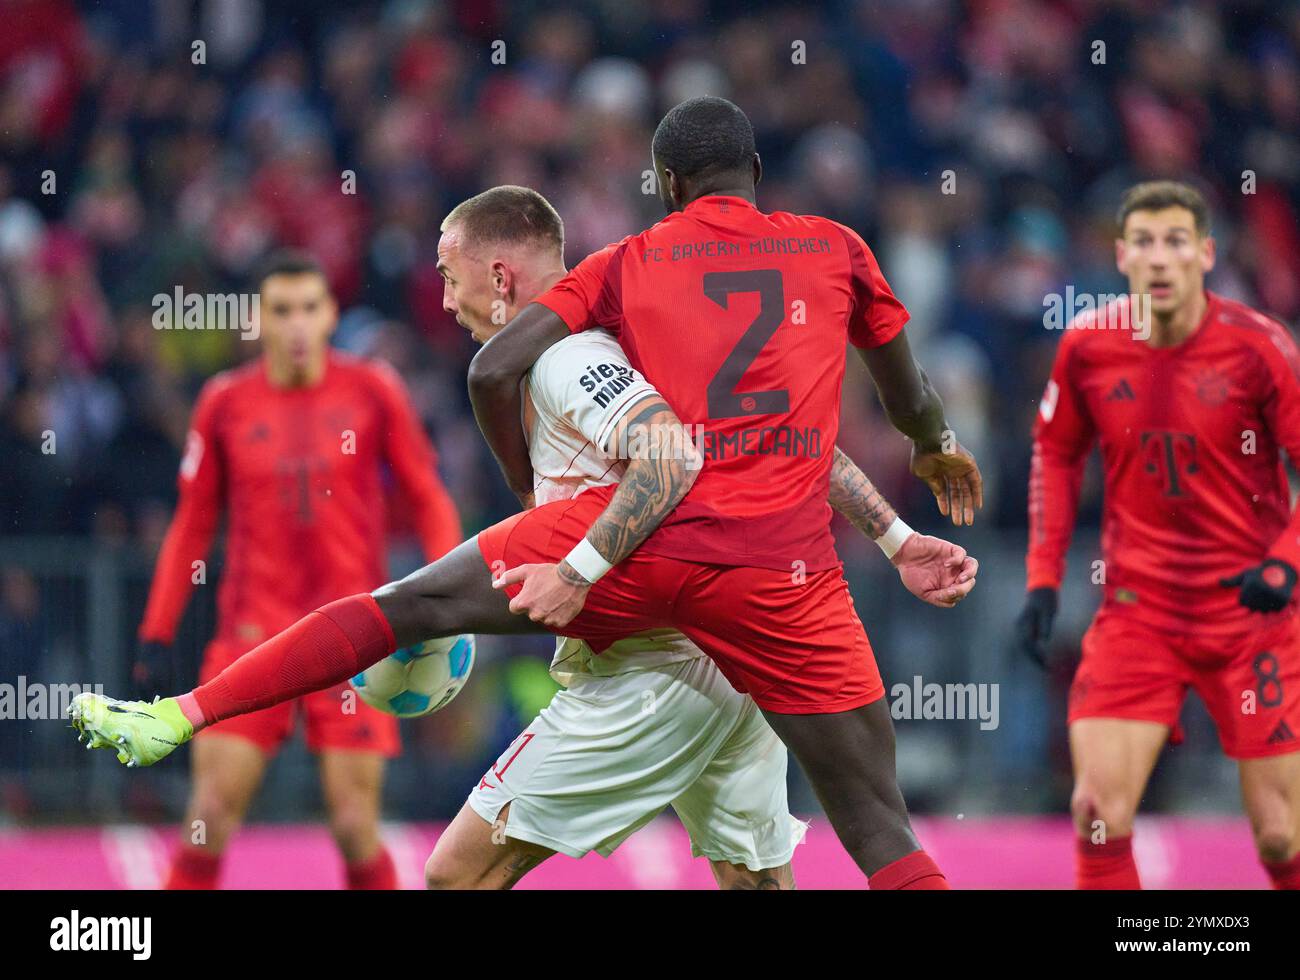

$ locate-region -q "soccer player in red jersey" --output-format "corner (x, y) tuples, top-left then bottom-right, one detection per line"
(73, 100), (979, 889)
(1018, 181), (1300, 889)
(465, 97), (983, 887)
(135, 251), (462, 889)
(423, 187), (976, 890)
(71, 182), (978, 892)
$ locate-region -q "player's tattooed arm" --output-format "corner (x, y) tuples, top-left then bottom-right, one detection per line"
(493, 394), (700, 629)
(558, 395), (701, 584)
(830, 446), (978, 607)
(828, 445), (897, 539)
(468, 303), (571, 505)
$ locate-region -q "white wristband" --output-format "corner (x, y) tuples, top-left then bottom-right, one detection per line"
(564, 538), (613, 584)
(875, 517), (914, 560)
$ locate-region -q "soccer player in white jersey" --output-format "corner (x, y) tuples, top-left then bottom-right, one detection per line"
(423, 186), (978, 889)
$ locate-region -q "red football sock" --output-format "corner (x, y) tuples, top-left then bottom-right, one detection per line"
(190, 594), (395, 727)
(346, 847), (398, 890)
(1263, 850), (1300, 890)
(868, 850), (950, 890)
(1076, 834), (1141, 889)
(164, 845), (222, 890)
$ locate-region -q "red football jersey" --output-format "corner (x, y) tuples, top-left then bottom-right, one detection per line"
(535, 194), (908, 572)
(1028, 291), (1300, 632)
(139, 351), (461, 647)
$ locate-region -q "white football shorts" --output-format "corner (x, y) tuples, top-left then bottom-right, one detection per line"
(467, 655), (806, 871)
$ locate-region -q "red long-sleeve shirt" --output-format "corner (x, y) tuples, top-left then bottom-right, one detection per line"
(1027, 291), (1300, 633)
(139, 351), (461, 647)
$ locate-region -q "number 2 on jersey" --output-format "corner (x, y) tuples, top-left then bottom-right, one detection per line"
(703, 269), (790, 419)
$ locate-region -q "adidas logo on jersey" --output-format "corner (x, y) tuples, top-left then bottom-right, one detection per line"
(1267, 720), (1295, 745)
(1105, 379), (1135, 401)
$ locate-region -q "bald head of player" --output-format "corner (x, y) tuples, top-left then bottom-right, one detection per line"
(437, 186), (567, 345)
(1115, 180), (1216, 343)
(651, 96), (762, 214)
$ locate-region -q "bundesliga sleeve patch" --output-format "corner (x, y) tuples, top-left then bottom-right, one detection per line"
(180, 429), (205, 481)
(1039, 379), (1059, 423)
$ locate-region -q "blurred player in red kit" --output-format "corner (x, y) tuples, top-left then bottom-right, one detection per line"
(135, 251), (462, 889)
(1019, 181), (1300, 889)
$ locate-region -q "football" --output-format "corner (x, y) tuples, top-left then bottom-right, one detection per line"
(349, 635), (475, 718)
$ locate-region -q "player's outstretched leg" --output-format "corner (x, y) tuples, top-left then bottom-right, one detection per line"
(424, 802), (556, 889)
(372, 537), (547, 647)
(761, 699), (947, 888)
(70, 538), (544, 767)
(1239, 752), (1300, 889)
(1068, 718), (1166, 889)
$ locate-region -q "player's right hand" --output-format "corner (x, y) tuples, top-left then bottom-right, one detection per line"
(890, 533), (977, 608)
(1015, 588), (1058, 667)
(131, 640), (174, 699)
(493, 561), (591, 629)
(909, 439), (983, 527)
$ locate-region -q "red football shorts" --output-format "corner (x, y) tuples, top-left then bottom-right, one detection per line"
(196, 637), (400, 757)
(1069, 607), (1300, 758)
(477, 486), (884, 714)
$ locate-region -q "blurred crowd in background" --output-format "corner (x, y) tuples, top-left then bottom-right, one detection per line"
(1, 0), (1299, 823)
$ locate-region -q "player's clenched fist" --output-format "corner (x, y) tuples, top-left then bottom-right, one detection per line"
(493, 561), (592, 629)
(890, 533), (978, 608)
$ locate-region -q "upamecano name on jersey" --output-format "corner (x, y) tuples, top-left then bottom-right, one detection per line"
(702, 424), (824, 461)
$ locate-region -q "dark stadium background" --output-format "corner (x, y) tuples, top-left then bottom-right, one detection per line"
(1, 0), (1298, 886)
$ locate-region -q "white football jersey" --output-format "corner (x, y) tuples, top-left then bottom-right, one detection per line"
(523, 329), (703, 685)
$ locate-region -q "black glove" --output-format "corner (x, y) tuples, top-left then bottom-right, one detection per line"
(1016, 587), (1058, 667)
(1220, 559), (1298, 613)
(132, 640), (174, 699)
